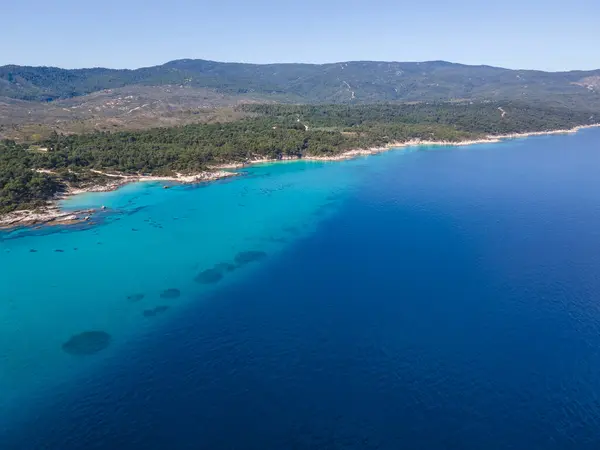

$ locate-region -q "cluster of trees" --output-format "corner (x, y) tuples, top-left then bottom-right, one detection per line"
(240, 102), (594, 135)
(37, 114), (484, 174)
(0, 141), (63, 213)
(0, 102), (596, 214)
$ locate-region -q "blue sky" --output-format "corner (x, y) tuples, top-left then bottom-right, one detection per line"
(3, 0), (599, 71)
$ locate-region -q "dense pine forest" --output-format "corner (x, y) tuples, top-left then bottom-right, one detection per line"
(0, 102), (596, 214)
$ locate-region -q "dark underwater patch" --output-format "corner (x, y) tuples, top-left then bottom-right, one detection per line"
(195, 268), (224, 284)
(235, 250), (267, 266)
(127, 293), (145, 302)
(263, 236), (288, 243)
(62, 331), (111, 355)
(54, 249), (64, 253)
(126, 206), (147, 216)
(160, 288), (181, 299)
(283, 226), (299, 234)
(313, 200), (338, 216)
(215, 262), (237, 273)
(29, 249), (37, 253)
(143, 305), (170, 318)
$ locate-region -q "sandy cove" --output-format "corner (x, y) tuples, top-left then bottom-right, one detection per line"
(2, 123), (599, 230)
(0, 170), (237, 229)
(67, 169), (237, 195)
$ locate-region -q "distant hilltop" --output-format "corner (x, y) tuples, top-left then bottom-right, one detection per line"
(1, 59), (600, 107)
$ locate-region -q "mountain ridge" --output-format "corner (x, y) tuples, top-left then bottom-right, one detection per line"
(2, 59), (600, 106)
(4, 58), (598, 73)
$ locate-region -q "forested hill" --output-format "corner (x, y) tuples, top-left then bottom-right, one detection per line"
(2, 59), (600, 106)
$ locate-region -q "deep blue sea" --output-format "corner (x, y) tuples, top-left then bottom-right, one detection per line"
(2, 129), (600, 449)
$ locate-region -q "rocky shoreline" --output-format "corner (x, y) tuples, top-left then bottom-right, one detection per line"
(0, 170), (237, 230)
(303, 123), (600, 161)
(217, 124), (600, 165)
(2, 123), (598, 230)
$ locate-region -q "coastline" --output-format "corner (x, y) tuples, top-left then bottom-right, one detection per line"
(217, 124), (600, 165)
(2, 123), (598, 230)
(0, 170), (237, 230)
(67, 169), (238, 195)
(300, 123), (600, 161)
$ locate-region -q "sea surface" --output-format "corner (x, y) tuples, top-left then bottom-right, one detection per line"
(2, 130), (600, 449)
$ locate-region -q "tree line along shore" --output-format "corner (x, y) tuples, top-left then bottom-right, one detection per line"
(1, 101), (597, 219)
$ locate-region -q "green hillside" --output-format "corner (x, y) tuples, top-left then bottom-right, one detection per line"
(2, 59), (600, 107)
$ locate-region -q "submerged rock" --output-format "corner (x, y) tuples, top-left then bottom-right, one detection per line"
(62, 331), (111, 355)
(127, 293), (145, 302)
(194, 260), (242, 285)
(143, 305), (170, 318)
(266, 236), (288, 243)
(313, 205), (329, 216)
(215, 262), (237, 273)
(283, 226), (299, 234)
(160, 288), (181, 299)
(195, 268), (224, 284)
(235, 250), (267, 266)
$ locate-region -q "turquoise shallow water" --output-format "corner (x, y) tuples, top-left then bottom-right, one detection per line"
(3, 130), (600, 448)
(0, 160), (361, 422)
